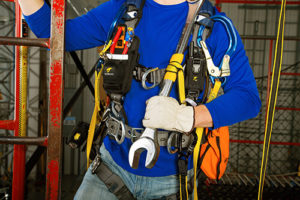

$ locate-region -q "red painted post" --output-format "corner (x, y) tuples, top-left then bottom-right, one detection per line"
(45, 0), (66, 199)
(215, 0), (222, 11)
(12, 1), (26, 200)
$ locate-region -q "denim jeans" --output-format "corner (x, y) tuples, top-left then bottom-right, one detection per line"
(74, 145), (193, 200)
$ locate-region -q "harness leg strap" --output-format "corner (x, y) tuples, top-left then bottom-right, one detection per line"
(92, 154), (136, 200)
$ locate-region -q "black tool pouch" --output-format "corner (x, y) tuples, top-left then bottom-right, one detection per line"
(102, 36), (140, 96)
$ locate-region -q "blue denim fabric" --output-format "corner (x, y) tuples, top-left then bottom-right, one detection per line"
(74, 145), (193, 200)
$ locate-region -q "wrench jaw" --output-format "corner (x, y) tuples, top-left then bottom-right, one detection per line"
(128, 137), (160, 169)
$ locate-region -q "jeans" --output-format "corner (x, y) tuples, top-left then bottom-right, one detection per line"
(74, 145), (194, 200)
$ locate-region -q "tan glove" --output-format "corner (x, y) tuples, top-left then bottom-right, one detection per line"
(143, 96), (194, 133)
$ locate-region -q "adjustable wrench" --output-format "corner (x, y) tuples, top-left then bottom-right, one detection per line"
(128, 0), (205, 169)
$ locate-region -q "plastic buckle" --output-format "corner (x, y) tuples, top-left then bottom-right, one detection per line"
(91, 154), (102, 174)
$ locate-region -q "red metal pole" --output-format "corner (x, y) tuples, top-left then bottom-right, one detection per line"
(46, 0), (66, 199)
(12, 1), (26, 200)
(230, 139), (300, 146)
(1, 0), (15, 2)
(275, 107), (300, 111)
(218, 0), (300, 5)
(0, 120), (15, 130)
(280, 72), (300, 76)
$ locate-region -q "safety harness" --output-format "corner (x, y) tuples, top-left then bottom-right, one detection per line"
(68, 0), (238, 199)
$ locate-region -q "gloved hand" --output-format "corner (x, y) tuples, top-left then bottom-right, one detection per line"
(143, 96), (194, 133)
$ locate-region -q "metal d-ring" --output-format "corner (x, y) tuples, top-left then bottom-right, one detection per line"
(105, 115), (126, 144)
(167, 132), (179, 154)
(141, 67), (159, 90)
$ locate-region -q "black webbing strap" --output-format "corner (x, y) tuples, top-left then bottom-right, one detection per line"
(92, 155), (179, 200)
(93, 157), (136, 200)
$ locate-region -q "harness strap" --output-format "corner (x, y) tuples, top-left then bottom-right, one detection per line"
(92, 154), (136, 200)
(192, 79), (221, 200)
(86, 69), (103, 168)
(92, 154), (178, 200)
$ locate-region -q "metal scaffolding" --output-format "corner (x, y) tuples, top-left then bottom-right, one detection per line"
(0, 0), (299, 199)
(0, 0), (65, 199)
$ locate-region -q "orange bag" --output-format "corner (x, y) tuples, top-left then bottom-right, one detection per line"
(199, 126), (230, 180)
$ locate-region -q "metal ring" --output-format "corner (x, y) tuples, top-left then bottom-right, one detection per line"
(167, 132), (179, 154)
(141, 68), (160, 90)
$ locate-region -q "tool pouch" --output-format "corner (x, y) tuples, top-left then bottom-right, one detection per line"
(198, 126), (230, 180)
(102, 36), (140, 96)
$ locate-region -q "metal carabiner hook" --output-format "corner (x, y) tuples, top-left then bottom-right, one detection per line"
(141, 67), (159, 90)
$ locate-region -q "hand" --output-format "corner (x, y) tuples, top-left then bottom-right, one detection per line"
(18, 0), (44, 16)
(143, 96), (194, 133)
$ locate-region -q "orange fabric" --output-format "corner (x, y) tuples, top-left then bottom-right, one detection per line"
(199, 126), (230, 180)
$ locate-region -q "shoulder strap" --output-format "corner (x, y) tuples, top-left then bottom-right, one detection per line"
(123, 0), (146, 28)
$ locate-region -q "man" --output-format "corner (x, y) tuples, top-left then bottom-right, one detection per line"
(19, 0), (261, 199)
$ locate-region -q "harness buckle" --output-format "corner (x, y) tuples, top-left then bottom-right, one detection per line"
(91, 154), (102, 174)
(129, 128), (144, 143)
(106, 115), (126, 144)
(141, 67), (160, 90)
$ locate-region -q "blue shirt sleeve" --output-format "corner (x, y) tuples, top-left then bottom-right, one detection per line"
(24, 0), (120, 51)
(205, 13), (261, 129)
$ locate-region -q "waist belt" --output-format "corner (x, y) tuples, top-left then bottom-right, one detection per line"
(105, 116), (192, 148)
(91, 154), (179, 200)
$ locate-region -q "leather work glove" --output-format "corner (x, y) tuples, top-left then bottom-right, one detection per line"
(143, 96), (194, 133)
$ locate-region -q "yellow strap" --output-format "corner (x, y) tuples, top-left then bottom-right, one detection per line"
(99, 40), (112, 57)
(193, 80), (221, 200)
(164, 53), (185, 104)
(179, 175), (189, 200)
(86, 69), (103, 168)
(164, 53), (184, 82)
(178, 69), (186, 105)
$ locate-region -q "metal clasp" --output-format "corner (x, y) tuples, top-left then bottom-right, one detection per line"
(105, 115), (126, 144)
(129, 128), (144, 143)
(91, 154), (102, 174)
(141, 67), (160, 90)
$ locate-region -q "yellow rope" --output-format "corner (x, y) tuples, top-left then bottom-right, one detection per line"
(258, 0), (286, 199)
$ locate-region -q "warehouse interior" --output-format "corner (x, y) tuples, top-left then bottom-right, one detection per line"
(0, 0), (299, 199)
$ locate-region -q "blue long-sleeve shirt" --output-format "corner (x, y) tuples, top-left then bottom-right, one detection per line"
(25, 0), (261, 176)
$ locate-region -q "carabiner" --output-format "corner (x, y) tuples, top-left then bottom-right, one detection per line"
(197, 14), (238, 85)
(141, 67), (160, 90)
